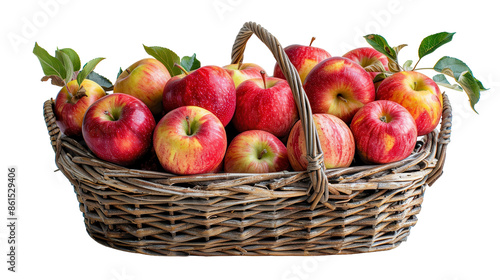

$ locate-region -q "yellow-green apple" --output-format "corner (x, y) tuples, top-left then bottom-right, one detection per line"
(232, 71), (298, 138)
(303, 57), (375, 124)
(376, 71), (442, 136)
(153, 106), (227, 175)
(114, 58), (171, 117)
(273, 37), (331, 84)
(163, 65), (236, 126)
(223, 62), (266, 88)
(224, 130), (290, 173)
(343, 47), (389, 89)
(82, 93), (156, 166)
(54, 79), (106, 138)
(350, 100), (418, 164)
(287, 113), (355, 171)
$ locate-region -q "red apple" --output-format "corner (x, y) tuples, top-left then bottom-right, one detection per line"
(224, 130), (290, 173)
(54, 79), (106, 138)
(114, 58), (171, 117)
(343, 47), (389, 90)
(287, 113), (355, 171)
(232, 71), (298, 138)
(223, 62), (266, 88)
(343, 47), (389, 77)
(350, 100), (418, 164)
(153, 106), (227, 175)
(82, 93), (156, 166)
(376, 71), (442, 136)
(163, 65), (236, 126)
(273, 37), (331, 83)
(303, 57), (375, 124)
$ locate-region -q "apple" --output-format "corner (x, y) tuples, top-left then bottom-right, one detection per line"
(54, 79), (106, 138)
(342, 47), (389, 77)
(224, 130), (290, 173)
(232, 71), (298, 138)
(287, 113), (355, 171)
(82, 93), (156, 166)
(153, 105), (227, 175)
(273, 37), (331, 83)
(114, 58), (171, 117)
(163, 65), (236, 127)
(350, 100), (418, 164)
(376, 71), (442, 136)
(343, 47), (389, 89)
(303, 57), (375, 124)
(223, 62), (266, 88)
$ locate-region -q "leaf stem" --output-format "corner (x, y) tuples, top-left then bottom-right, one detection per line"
(174, 63), (190, 75)
(413, 67), (435, 71)
(411, 58), (422, 71)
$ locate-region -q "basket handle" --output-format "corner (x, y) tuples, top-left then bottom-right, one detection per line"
(230, 21), (328, 209)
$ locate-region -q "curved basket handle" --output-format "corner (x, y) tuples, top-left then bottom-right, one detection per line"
(230, 21), (328, 209)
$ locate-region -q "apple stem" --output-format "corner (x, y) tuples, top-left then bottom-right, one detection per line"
(125, 69), (131, 74)
(238, 61), (243, 70)
(174, 63), (190, 75)
(186, 116), (191, 135)
(258, 148), (267, 160)
(338, 95), (348, 103)
(104, 110), (115, 121)
(309, 37), (316, 47)
(260, 70), (267, 89)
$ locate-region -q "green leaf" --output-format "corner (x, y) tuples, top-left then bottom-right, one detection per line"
(433, 74), (463, 91)
(434, 56), (486, 114)
(87, 71), (113, 91)
(433, 56), (471, 80)
(56, 48), (81, 71)
(77, 57), (105, 86)
(143, 45), (181, 76)
(418, 32), (455, 59)
(55, 50), (74, 84)
(364, 34), (397, 61)
(457, 71), (480, 113)
(180, 54), (201, 72)
(33, 42), (68, 82)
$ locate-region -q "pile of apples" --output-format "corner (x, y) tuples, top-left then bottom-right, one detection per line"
(37, 38), (446, 176)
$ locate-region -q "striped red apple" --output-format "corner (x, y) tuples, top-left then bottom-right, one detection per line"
(287, 113), (355, 171)
(153, 106), (227, 175)
(376, 71), (442, 136)
(350, 100), (417, 164)
(304, 57), (375, 124)
(82, 94), (156, 166)
(224, 130), (289, 173)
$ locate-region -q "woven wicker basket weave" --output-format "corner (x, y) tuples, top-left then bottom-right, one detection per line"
(42, 21), (452, 256)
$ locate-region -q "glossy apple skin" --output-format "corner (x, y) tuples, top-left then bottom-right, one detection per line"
(114, 58), (171, 117)
(287, 113), (355, 171)
(343, 47), (389, 90)
(304, 57), (375, 124)
(153, 106), (227, 175)
(376, 71), (442, 136)
(232, 76), (298, 138)
(82, 94), (156, 166)
(223, 63), (265, 88)
(54, 79), (106, 138)
(350, 100), (418, 164)
(273, 44), (331, 83)
(163, 65), (236, 127)
(224, 130), (290, 173)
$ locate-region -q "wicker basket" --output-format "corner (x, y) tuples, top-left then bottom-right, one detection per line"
(43, 21), (452, 256)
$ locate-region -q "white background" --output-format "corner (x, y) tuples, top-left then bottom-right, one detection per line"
(1, 0), (499, 279)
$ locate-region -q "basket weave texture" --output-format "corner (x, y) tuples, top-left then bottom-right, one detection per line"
(43, 22), (452, 256)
